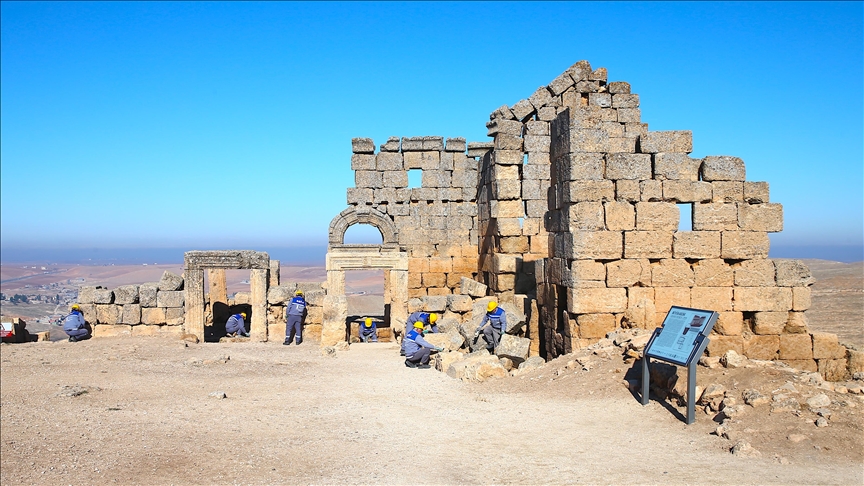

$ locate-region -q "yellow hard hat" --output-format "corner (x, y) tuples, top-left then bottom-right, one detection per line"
(364, 318), (372, 327)
(241, 312), (247, 319)
(487, 301), (498, 312)
(413, 321), (424, 329)
(295, 290), (303, 296)
(71, 304), (80, 311)
(429, 313), (438, 323)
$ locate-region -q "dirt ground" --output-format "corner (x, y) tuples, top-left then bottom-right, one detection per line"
(1, 336), (862, 485)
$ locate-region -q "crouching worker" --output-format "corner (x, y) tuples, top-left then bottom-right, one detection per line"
(359, 317), (377, 343)
(403, 321), (443, 369)
(226, 312), (249, 337)
(400, 311), (439, 356)
(474, 301), (507, 354)
(63, 304), (89, 342)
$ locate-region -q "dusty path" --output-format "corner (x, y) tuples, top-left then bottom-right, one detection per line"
(1, 337), (862, 485)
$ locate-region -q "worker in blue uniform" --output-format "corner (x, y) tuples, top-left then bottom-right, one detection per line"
(474, 301), (507, 353)
(403, 321), (443, 368)
(63, 304), (89, 342)
(359, 317), (378, 343)
(284, 290), (307, 345)
(226, 312), (249, 337)
(400, 311), (439, 356)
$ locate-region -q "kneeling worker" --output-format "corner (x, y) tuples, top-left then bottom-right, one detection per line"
(359, 317), (378, 343)
(474, 301), (507, 354)
(226, 312), (249, 337)
(401, 311), (439, 356)
(403, 321), (443, 369)
(63, 304), (89, 342)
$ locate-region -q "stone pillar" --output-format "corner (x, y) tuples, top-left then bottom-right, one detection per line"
(250, 269), (268, 342)
(528, 299), (540, 357)
(269, 260), (280, 287)
(184, 269), (205, 340)
(390, 269), (409, 326)
(327, 270), (345, 296)
(321, 294), (348, 346)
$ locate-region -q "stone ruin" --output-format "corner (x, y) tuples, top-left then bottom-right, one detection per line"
(70, 60), (861, 382)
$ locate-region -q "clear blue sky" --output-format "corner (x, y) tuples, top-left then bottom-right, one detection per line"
(2, 2), (862, 260)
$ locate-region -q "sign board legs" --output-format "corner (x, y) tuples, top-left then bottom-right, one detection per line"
(641, 356), (650, 406)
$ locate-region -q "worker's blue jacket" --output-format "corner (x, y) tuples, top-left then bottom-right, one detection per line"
(226, 314), (246, 334)
(360, 321), (377, 336)
(403, 328), (436, 357)
(478, 307), (507, 332)
(63, 311), (85, 332)
(407, 311), (439, 333)
(286, 296), (307, 316)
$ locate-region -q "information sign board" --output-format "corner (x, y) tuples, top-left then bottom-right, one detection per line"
(644, 306), (717, 366)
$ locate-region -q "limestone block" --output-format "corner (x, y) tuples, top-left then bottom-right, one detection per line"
(490, 200), (524, 218)
(673, 231), (721, 259)
(617, 108), (641, 123)
(752, 312), (787, 335)
(639, 180), (663, 201)
(721, 232), (770, 259)
(306, 307), (323, 325)
(497, 334), (530, 363)
(774, 260), (814, 287)
(743, 335), (780, 360)
(451, 257), (477, 274)
(352, 138), (375, 154)
(451, 170), (478, 188)
(743, 182), (769, 203)
(608, 81), (630, 94)
(121, 304), (141, 325)
(605, 259), (650, 287)
(486, 118), (523, 136)
(267, 286), (295, 305)
(577, 313), (616, 338)
(559, 153), (605, 181)
(615, 180), (640, 202)
(812, 332), (847, 360)
(158, 271), (184, 291)
(422, 170), (451, 188)
(570, 129), (609, 153)
(428, 257), (452, 274)
(848, 350), (864, 374)
(605, 153), (651, 180)
(779, 359), (817, 372)
(663, 181), (712, 203)
(492, 254), (518, 274)
(498, 236), (529, 254)
(529, 86), (554, 110)
(521, 179), (549, 200)
(492, 179), (521, 200)
(784, 312), (809, 334)
(460, 278), (488, 299)
(604, 201), (635, 231)
(139, 284), (158, 307)
(78, 304), (96, 324)
(738, 203), (783, 232)
(157, 290), (185, 308)
(351, 154), (376, 170)
(706, 335), (743, 357)
(690, 287), (733, 312)
(524, 135), (550, 153)
(654, 287), (691, 314)
(447, 294), (472, 313)
(96, 304), (121, 325)
(466, 141), (493, 158)
(347, 188), (373, 205)
(525, 200), (547, 218)
(733, 287), (792, 312)
(448, 354), (508, 381)
(525, 120), (550, 137)
(77, 286), (100, 304)
(423, 273), (446, 288)
(792, 287), (811, 311)
(548, 72), (575, 95)
(568, 260), (604, 282)
(401, 137), (423, 151)
(565, 180), (615, 202)
(141, 307), (166, 325)
(651, 259), (695, 287)
(779, 334), (813, 360)
(421, 137), (444, 151)
(733, 259), (776, 287)
(818, 359), (849, 382)
(321, 295), (348, 347)
(404, 151), (440, 170)
(494, 134), (523, 151)
(380, 169), (408, 188)
(693, 203), (738, 231)
(711, 181), (743, 203)
(130, 325), (160, 337)
(611, 93), (639, 108)
(567, 231), (623, 260)
(654, 153), (700, 181)
(624, 231), (673, 259)
(88, 287), (114, 304)
(114, 285), (139, 305)
(567, 288), (627, 314)
(380, 136), (400, 152)
(94, 325), (132, 338)
(692, 259), (733, 287)
(640, 131), (692, 154)
(445, 137), (466, 153)
(523, 163), (549, 181)
(636, 202), (679, 231)
(355, 170), (384, 189)
(701, 156), (745, 181)
(424, 329), (465, 351)
(714, 311), (743, 336)
(568, 202), (605, 230)
(622, 296), (656, 330)
(165, 307), (184, 326)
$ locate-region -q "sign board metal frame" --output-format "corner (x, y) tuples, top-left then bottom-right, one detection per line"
(640, 306), (718, 425)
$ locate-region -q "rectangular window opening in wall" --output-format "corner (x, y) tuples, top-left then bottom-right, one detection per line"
(677, 203), (693, 231)
(407, 169), (422, 189)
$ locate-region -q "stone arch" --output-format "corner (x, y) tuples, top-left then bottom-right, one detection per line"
(328, 206), (398, 246)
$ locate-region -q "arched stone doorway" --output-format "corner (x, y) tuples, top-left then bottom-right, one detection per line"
(322, 207), (407, 346)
